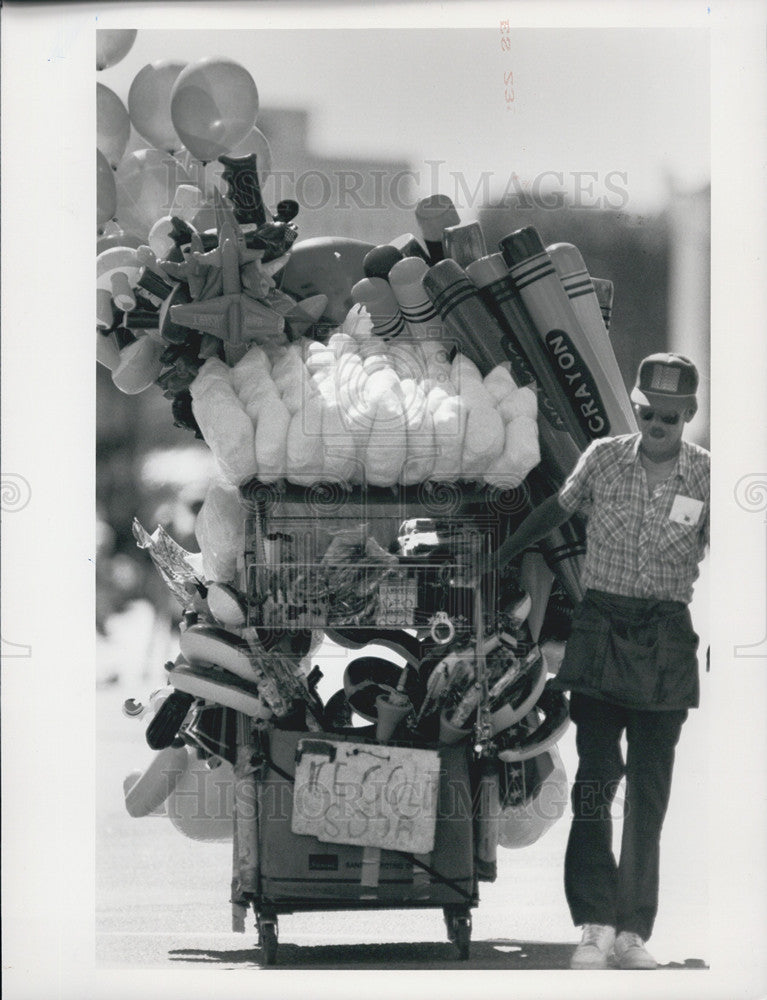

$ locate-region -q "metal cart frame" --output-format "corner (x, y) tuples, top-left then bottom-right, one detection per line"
(229, 479), (512, 963)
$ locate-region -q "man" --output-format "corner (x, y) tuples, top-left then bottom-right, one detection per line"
(501, 353), (709, 970)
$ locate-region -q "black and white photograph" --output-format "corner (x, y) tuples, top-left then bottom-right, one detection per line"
(1, 3), (766, 999)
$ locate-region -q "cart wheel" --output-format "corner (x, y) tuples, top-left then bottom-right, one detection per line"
(443, 906), (471, 960)
(258, 917), (278, 965)
(442, 906), (471, 960)
(453, 917), (471, 960)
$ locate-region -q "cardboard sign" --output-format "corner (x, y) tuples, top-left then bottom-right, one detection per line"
(291, 739), (441, 855)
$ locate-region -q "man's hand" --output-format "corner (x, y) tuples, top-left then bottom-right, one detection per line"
(482, 493), (572, 575)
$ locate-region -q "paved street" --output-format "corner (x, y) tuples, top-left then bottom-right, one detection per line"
(96, 561), (710, 971)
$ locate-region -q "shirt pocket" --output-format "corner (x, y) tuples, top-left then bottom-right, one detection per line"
(589, 499), (633, 548)
(657, 520), (698, 564)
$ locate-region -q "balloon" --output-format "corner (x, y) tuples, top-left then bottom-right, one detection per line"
(204, 126), (272, 199)
(115, 147), (193, 239)
(97, 221), (144, 254)
(97, 83), (131, 169)
(278, 237), (376, 324)
(128, 61), (185, 152)
(97, 149), (117, 226)
(96, 29), (137, 71)
(173, 148), (205, 190)
(166, 753), (235, 842)
(146, 185), (208, 257)
(170, 57), (259, 163)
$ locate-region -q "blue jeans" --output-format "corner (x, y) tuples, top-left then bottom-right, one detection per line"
(564, 692), (688, 941)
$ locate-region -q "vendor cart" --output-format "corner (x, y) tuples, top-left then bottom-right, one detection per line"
(228, 477), (512, 963)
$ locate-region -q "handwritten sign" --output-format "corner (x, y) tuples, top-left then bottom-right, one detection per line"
(291, 739), (441, 855)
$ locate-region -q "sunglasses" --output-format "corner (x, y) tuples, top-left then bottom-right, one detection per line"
(637, 409), (681, 426)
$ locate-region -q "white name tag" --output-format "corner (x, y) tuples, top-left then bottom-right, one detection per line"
(669, 494), (704, 526)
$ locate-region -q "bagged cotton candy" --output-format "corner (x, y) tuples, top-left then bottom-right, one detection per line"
(195, 479), (246, 583)
(313, 375), (359, 484)
(255, 395), (291, 482)
(231, 344), (272, 395)
(430, 393), (468, 481)
(399, 378), (436, 484)
(190, 376), (258, 486)
(189, 357), (234, 397)
(498, 385), (538, 422)
(286, 394), (325, 485)
(484, 364), (518, 402)
(461, 403), (505, 478)
(363, 387), (408, 487)
(485, 413), (540, 489)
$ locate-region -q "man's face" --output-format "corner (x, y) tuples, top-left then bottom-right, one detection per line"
(635, 402), (694, 460)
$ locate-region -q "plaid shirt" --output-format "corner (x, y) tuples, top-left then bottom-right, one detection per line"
(558, 433), (710, 604)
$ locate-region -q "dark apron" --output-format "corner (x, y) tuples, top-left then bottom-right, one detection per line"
(550, 589), (700, 710)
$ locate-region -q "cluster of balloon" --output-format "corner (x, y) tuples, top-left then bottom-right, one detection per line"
(97, 149), (117, 226)
(97, 82), (131, 168)
(169, 57), (260, 165)
(97, 46), (268, 248)
(97, 47), (309, 407)
(128, 60), (185, 153)
(115, 148), (193, 240)
(96, 29), (137, 72)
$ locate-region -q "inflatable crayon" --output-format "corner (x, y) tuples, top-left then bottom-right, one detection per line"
(363, 244), (405, 279)
(123, 741), (190, 818)
(525, 467), (585, 604)
(168, 660), (273, 720)
(166, 752), (235, 842)
(591, 277), (614, 333)
(519, 548), (555, 643)
(414, 194), (460, 264)
(500, 227), (634, 441)
(387, 255), (449, 344)
(443, 222), (487, 269)
(465, 253), (588, 462)
(547, 243), (635, 429)
(422, 257), (524, 376)
(389, 232), (430, 262)
(351, 276), (406, 340)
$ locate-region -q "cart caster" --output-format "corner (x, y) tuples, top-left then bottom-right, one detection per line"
(443, 906), (472, 960)
(257, 915), (279, 965)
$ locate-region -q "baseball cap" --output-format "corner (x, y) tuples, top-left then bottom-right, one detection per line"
(630, 352), (699, 409)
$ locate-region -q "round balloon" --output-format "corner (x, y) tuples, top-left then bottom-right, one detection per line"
(166, 753), (235, 842)
(96, 29), (138, 71)
(170, 57), (259, 163)
(97, 83), (131, 169)
(115, 147), (192, 239)
(204, 126), (272, 199)
(128, 61), (185, 153)
(173, 148), (207, 191)
(97, 149), (117, 226)
(97, 221), (144, 254)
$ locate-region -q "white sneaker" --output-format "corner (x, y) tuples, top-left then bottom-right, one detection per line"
(570, 923), (616, 970)
(613, 930), (658, 969)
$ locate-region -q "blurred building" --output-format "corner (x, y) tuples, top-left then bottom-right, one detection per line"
(257, 107), (416, 244)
